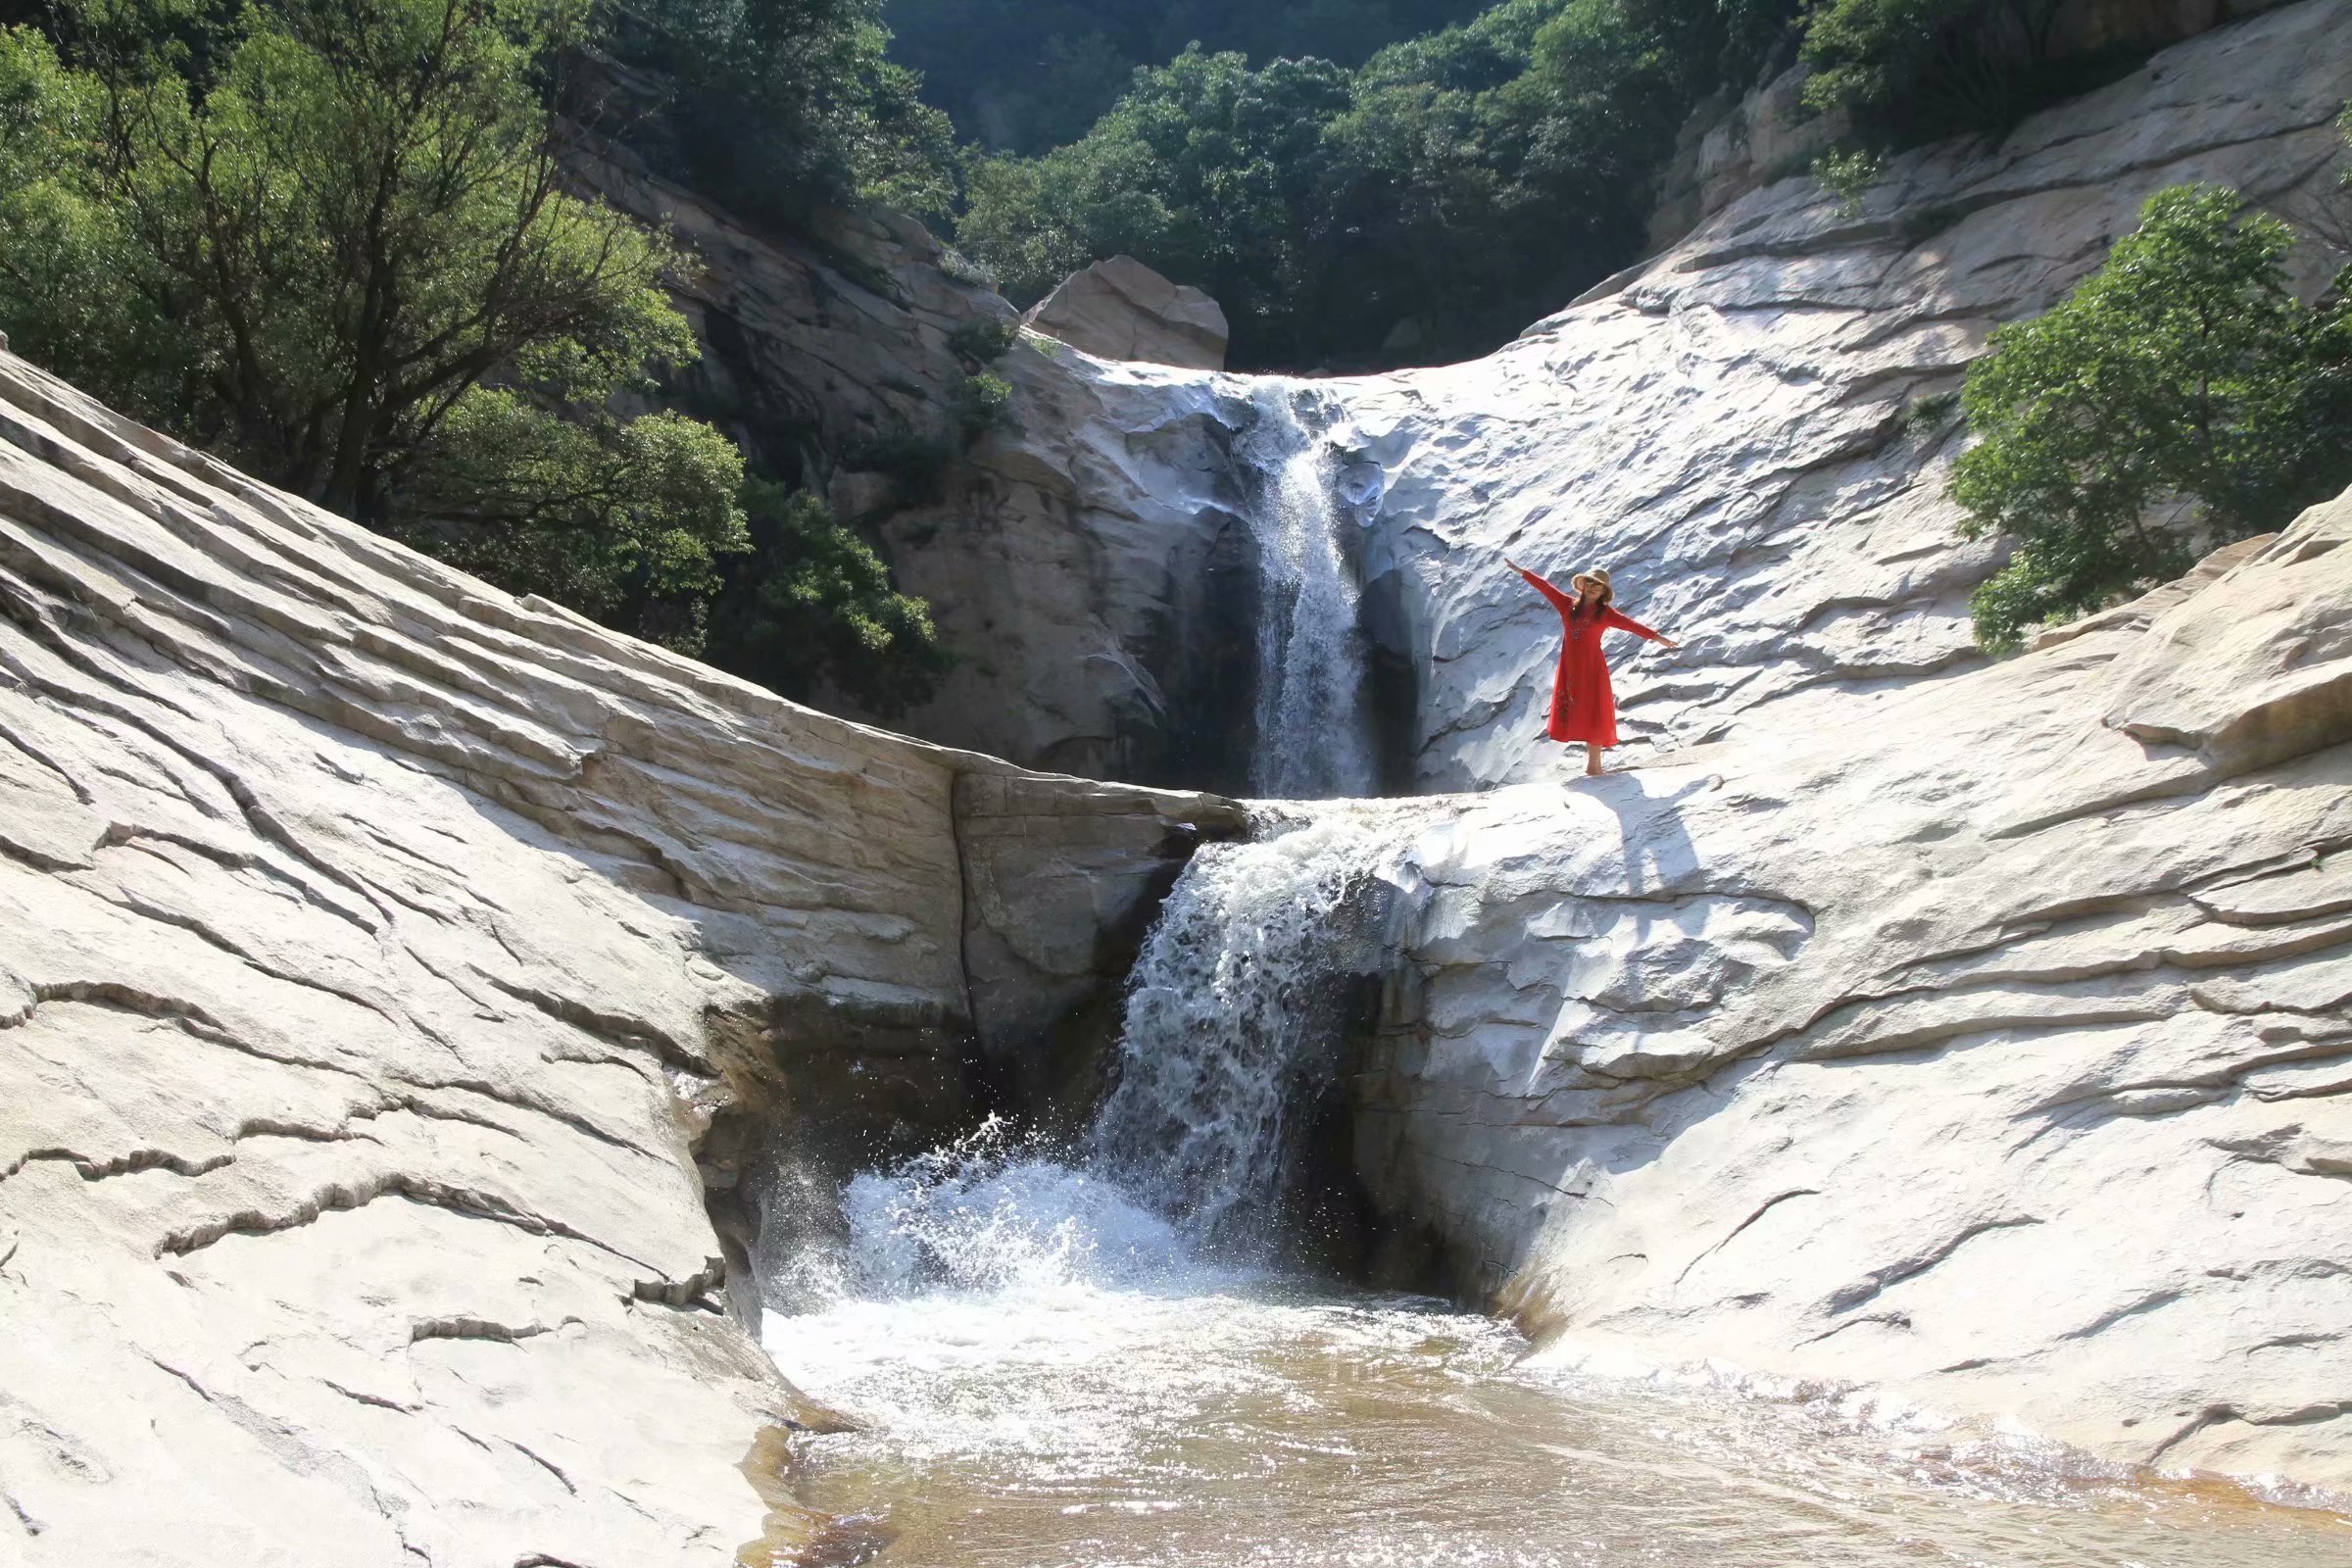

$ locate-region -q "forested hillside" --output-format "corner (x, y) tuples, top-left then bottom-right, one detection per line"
(950, 0), (1802, 369)
(881, 0), (1487, 155)
(916, 0), (2194, 369)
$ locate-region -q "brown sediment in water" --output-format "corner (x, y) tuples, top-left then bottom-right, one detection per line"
(735, 1423), (894, 1568)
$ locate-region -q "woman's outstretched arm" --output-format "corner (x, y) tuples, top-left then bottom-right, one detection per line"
(1603, 606), (1681, 650)
(1505, 559), (1576, 612)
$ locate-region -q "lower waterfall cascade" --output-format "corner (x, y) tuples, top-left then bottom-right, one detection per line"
(754, 814), (2352, 1567)
(1084, 817), (1390, 1247)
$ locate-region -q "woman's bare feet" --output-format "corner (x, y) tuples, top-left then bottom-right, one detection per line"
(1585, 747), (1605, 776)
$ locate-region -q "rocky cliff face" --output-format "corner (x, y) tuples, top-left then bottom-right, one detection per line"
(1644, 0), (2300, 249)
(0, 350), (1237, 1565)
(854, 0), (2350, 793)
(1351, 498), (2352, 1488)
(564, 113), (1015, 493)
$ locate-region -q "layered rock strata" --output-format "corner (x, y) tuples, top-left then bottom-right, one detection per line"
(1355, 500), (2352, 1489)
(564, 112), (1015, 488)
(1362, 0), (2350, 792)
(1645, 0), (2302, 248)
(0, 350), (1237, 1566)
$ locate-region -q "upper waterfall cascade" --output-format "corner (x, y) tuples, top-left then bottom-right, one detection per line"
(1240, 384), (1377, 800)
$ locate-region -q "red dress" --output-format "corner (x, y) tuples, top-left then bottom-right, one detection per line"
(1517, 567), (1665, 747)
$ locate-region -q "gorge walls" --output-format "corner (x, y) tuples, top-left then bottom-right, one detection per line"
(0, 349), (1238, 1565)
(5, 1), (2351, 1554)
(1348, 0), (2352, 791)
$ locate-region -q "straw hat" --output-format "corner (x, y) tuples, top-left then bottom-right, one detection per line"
(1570, 567), (1612, 594)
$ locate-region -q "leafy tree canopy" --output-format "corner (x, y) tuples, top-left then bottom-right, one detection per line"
(628, 0), (961, 230)
(956, 0), (1798, 368)
(958, 46), (1354, 362)
(881, 0), (1487, 157)
(1798, 0), (2160, 151)
(1952, 184), (2352, 652)
(705, 479), (950, 715)
(0, 0), (944, 702)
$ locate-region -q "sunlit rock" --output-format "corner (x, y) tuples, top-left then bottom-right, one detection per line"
(1025, 255), (1231, 371)
(1353, 499), (2352, 1489)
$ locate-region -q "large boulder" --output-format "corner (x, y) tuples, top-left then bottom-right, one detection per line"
(0, 349), (1238, 1566)
(1023, 256), (1231, 371)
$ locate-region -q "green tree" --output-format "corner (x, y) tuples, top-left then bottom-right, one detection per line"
(880, 0), (1486, 155)
(2, 0), (945, 701)
(394, 394), (750, 651)
(1309, 0), (1571, 360)
(2, 0), (710, 512)
(958, 47), (1351, 362)
(1329, 0), (1793, 353)
(1952, 185), (2352, 652)
(706, 479), (948, 716)
(630, 0), (961, 229)
(954, 0), (1801, 368)
(1797, 0), (2084, 146)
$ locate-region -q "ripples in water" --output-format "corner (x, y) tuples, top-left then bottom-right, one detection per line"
(760, 1151), (2348, 1568)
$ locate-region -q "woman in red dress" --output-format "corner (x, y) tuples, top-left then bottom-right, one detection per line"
(1506, 561), (1681, 776)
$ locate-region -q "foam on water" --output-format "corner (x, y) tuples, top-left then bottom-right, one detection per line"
(834, 1120), (1185, 1297)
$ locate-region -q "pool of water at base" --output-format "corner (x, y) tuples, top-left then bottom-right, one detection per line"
(760, 1277), (2352, 1568)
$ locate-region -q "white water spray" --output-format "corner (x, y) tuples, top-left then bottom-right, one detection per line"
(1087, 818), (1390, 1244)
(1242, 384), (1376, 799)
(772, 812), (1396, 1310)
(832, 1118), (1189, 1297)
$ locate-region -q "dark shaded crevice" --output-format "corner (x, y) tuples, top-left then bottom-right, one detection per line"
(1281, 968), (1393, 1281)
(153, 1169), (667, 1280)
(409, 1315), (579, 1346)
(1358, 568), (1424, 798)
(685, 991), (974, 1325)
(1138, 505), (1264, 797)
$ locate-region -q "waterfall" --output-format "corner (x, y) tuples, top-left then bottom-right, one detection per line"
(786, 815), (1396, 1298)
(1241, 384), (1377, 800)
(1086, 817), (1390, 1245)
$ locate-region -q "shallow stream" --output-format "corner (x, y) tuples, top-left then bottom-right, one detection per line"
(760, 1148), (2349, 1568)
